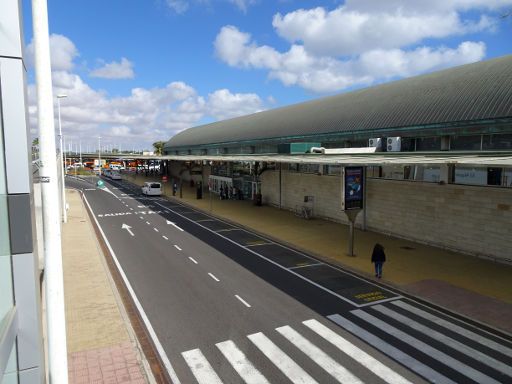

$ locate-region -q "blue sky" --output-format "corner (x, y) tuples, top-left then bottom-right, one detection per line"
(22, 0), (512, 151)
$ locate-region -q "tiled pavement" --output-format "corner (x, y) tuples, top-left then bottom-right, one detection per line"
(62, 190), (151, 384)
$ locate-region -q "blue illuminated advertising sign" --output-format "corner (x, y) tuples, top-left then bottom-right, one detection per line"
(343, 166), (364, 210)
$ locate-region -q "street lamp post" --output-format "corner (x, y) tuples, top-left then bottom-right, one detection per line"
(57, 94), (67, 223)
(98, 136), (101, 174)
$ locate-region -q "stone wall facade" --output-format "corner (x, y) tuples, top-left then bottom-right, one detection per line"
(261, 169), (512, 262)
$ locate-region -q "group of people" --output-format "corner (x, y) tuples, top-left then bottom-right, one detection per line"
(219, 184), (243, 200)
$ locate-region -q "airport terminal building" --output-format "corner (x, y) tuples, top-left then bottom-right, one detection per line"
(163, 55), (512, 264)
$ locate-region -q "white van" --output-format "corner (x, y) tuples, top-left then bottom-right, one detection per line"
(141, 182), (162, 196)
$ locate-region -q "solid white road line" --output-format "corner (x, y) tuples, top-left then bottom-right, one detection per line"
(188, 257), (198, 264)
(166, 220), (184, 231)
(248, 332), (318, 384)
(182, 349), (223, 384)
(373, 304), (512, 376)
(235, 295), (251, 308)
(153, 200), (400, 308)
(392, 300), (512, 357)
(327, 314), (456, 384)
(208, 273), (220, 282)
(82, 195), (181, 384)
(288, 263), (323, 270)
(174, 245), (182, 251)
(277, 325), (363, 384)
(352, 309), (501, 384)
(162, 236), (168, 240)
(304, 318), (413, 384)
(216, 340), (270, 384)
(154, 228), (159, 232)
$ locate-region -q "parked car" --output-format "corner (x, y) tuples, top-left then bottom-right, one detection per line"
(141, 182), (162, 196)
(110, 171), (122, 180)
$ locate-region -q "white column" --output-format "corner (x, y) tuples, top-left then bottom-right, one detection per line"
(31, 0), (69, 382)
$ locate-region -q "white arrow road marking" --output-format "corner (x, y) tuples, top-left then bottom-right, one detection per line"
(167, 220), (184, 231)
(122, 223), (134, 236)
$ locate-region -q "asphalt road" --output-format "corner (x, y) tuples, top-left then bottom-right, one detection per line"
(68, 175), (512, 384)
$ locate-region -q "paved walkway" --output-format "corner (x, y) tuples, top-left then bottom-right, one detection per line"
(126, 173), (512, 334)
(62, 189), (152, 384)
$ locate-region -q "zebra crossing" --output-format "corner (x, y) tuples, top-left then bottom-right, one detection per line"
(180, 299), (512, 383)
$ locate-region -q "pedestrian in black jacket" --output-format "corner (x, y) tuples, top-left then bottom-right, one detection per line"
(371, 243), (386, 278)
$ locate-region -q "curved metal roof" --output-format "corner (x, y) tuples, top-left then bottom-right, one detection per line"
(166, 55), (512, 148)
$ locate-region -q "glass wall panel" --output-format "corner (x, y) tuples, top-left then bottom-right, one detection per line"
(327, 164), (342, 175)
(503, 168), (512, 187)
(450, 135), (482, 151)
(400, 137), (416, 152)
(381, 165), (405, 179)
(482, 133), (512, 150)
(454, 166), (488, 185)
(366, 166), (381, 178)
(416, 137), (440, 151)
(0, 101), (14, 325)
(419, 166), (440, 182)
(1, 344), (19, 384)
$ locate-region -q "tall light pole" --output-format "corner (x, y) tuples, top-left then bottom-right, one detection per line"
(32, 0), (69, 381)
(57, 94), (67, 223)
(98, 136), (101, 173)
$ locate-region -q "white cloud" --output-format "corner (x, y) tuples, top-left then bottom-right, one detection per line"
(165, 0), (257, 13)
(27, 35), (266, 149)
(25, 34), (78, 71)
(271, 2), (505, 57)
(90, 58), (135, 79)
(206, 89), (264, 120)
(215, 25), (486, 92)
(214, 0), (510, 92)
(229, 0), (257, 13)
(166, 0), (189, 14)
(214, 26), (280, 69)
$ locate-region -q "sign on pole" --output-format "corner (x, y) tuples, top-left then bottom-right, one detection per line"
(342, 166), (364, 210)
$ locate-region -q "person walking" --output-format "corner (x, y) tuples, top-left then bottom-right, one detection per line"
(371, 243), (386, 278)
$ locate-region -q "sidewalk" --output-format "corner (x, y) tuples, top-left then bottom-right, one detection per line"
(62, 189), (152, 384)
(127, 173), (512, 334)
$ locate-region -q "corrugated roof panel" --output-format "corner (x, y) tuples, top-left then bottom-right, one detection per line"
(166, 55), (512, 148)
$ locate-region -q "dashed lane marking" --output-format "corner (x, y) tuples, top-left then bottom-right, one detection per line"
(235, 295), (251, 308)
(208, 273), (220, 282)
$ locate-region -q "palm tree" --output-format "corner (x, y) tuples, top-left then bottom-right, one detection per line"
(152, 141), (165, 155)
